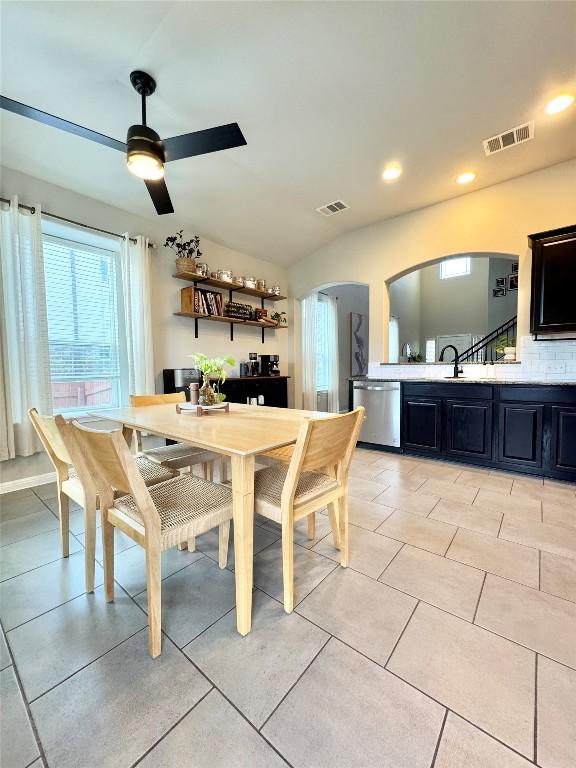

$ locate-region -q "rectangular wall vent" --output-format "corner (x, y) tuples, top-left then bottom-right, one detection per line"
(316, 200), (349, 217)
(483, 121), (534, 156)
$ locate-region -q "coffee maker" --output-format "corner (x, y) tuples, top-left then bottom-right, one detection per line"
(247, 352), (259, 376)
(259, 354), (280, 376)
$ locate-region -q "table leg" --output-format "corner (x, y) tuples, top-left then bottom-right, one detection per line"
(231, 453), (255, 635)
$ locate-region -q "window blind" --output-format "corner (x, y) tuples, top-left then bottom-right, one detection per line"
(42, 234), (125, 412)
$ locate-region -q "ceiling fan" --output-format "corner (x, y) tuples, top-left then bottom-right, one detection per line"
(0, 70), (247, 215)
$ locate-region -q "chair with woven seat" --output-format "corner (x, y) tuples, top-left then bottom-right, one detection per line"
(130, 392), (228, 552)
(253, 406), (364, 613)
(67, 419), (232, 658)
(28, 408), (177, 593)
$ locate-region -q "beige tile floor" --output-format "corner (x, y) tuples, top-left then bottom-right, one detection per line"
(0, 447), (575, 767)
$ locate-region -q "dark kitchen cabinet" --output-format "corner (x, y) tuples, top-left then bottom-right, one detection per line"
(398, 381), (576, 481)
(402, 397), (442, 454)
(529, 225), (576, 335)
(445, 399), (492, 460)
(549, 405), (576, 475)
(497, 402), (543, 468)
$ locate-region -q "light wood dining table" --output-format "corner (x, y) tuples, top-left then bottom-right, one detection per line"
(89, 402), (330, 635)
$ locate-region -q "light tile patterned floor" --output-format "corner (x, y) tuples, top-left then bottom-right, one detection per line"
(1, 449), (575, 767)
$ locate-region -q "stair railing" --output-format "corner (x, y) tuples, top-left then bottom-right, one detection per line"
(459, 316), (517, 363)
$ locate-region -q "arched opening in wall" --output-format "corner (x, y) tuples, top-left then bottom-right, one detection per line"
(298, 281), (369, 412)
(387, 252), (519, 364)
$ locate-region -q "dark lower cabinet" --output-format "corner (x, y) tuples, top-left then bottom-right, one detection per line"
(549, 406), (576, 475)
(497, 403), (543, 468)
(400, 382), (576, 480)
(402, 397), (442, 454)
(446, 399), (492, 460)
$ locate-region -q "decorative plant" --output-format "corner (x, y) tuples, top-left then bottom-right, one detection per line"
(407, 352), (424, 363)
(495, 335), (516, 354)
(164, 230), (202, 260)
(190, 354), (235, 402)
(270, 310), (287, 326)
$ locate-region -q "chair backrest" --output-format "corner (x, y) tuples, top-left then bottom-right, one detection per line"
(28, 408), (73, 476)
(130, 393), (185, 406)
(68, 420), (159, 532)
(282, 406), (365, 507)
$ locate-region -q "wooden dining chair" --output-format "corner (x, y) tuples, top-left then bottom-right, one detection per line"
(253, 406), (365, 613)
(28, 408), (177, 593)
(130, 392), (227, 482)
(67, 419), (233, 658)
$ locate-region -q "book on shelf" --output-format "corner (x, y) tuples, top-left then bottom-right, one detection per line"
(181, 286), (223, 316)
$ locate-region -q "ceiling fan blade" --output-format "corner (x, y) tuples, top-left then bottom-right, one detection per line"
(0, 95), (126, 152)
(144, 178), (174, 215)
(163, 123), (246, 162)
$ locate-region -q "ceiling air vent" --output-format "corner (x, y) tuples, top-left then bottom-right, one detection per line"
(316, 200), (349, 217)
(483, 121), (535, 156)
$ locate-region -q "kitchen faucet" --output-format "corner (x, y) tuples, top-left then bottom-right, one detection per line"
(439, 344), (463, 378)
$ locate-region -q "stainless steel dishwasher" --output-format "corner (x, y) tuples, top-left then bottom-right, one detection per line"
(352, 381), (401, 447)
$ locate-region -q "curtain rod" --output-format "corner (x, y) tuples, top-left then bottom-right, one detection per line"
(0, 197), (156, 247)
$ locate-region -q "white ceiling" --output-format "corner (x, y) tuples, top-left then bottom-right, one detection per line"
(1, 1), (575, 266)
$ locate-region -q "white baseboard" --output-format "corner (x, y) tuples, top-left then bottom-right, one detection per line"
(0, 471), (57, 495)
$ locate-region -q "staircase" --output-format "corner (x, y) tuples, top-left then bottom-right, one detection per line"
(459, 316), (517, 363)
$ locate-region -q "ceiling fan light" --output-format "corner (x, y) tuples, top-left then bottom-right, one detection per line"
(127, 151), (164, 180)
(126, 124), (165, 180)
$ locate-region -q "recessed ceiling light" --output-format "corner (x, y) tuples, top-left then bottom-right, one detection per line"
(545, 94), (575, 115)
(382, 163), (402, 182)
(457, 172), (476, 185)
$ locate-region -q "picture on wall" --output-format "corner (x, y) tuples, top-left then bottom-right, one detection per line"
(511, 262), (519, 273)
(350, 312), (368, 376)
(507, 274), (519, 291)
(495, 277), (507, 288)
(493, 288), (507, 297)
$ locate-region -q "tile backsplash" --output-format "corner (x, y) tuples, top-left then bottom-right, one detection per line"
(368, 336), (576, 382)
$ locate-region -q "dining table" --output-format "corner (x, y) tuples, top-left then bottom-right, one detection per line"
(89, 401), (330, 636)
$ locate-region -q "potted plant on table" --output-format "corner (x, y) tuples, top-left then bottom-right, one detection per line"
(495, 335), (516, 361)
(190, 354), (236, 405)
(164, 230), (203, 276)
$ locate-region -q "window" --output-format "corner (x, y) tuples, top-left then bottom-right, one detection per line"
(388, 317), (399, 363)
(440, 256), (470, 279)
(425, 339), (436, 363)
(314, 298), (330, 391)
(42, 233), (127, 413)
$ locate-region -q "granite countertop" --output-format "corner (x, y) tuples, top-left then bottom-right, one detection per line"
(350, 377), (576, 386)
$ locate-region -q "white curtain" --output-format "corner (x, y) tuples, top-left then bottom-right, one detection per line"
(301, 293), (318, 410)
(120, 234), (155, 397)
(0, 197), (53, 459)
(324, 294), (339, 413)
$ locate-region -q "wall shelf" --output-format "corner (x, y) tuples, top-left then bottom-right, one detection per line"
(172, 273), (287, 302)
(173, 272), (287, 343)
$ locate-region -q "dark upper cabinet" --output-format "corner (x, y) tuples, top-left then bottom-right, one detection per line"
(529, 225), (576, 335)
(402, 397), (442, 453)
(549, 405), (576, 474)
(497, 402), (543, 468)
(445, 399), (493, 460)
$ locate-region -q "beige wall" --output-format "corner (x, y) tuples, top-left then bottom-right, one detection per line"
(288, 159), (576, 402)
(1, 167), (289, 485)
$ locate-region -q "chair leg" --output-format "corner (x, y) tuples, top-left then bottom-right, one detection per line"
(220, 455), (228, 483)
(282, 518), (295, 613)
(327, 501), (341, 550)
(58, 489), (70, 558)
(187, 536), (196, 552)
(208, 461), (215, 481)
(177, 542), (188, 551)
(338, 495), (349, 567)
(145, 545), (162, 658)
(218, 521), (230, 568)
(102, 514), (115, 602)
(307, 512), (316, 540)
(83, 497), (97, 593)
(202, 462), (209, 480)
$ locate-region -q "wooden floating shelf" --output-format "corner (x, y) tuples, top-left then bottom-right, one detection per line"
(172, 273), (287, 302)
(174, 311), (287, 329)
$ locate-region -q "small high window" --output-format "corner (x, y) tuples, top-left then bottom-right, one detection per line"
(440, 256), (470, 279)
